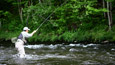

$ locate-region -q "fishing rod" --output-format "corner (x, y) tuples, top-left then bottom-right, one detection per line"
(11, 0), (68, 44)
(35, 0), (68, 31)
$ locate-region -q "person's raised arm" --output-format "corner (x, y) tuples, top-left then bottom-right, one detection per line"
(31, 30), (37, 35)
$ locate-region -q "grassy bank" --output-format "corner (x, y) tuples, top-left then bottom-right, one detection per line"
(0, 25), (115, 43)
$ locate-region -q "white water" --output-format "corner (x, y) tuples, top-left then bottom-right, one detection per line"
(0, 43), (115, 65)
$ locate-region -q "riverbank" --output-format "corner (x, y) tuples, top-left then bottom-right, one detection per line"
(0, 25), (115, 44)
(0, 32), (115, 46)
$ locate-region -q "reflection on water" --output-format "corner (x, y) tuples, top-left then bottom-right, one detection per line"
(0, 43), (115, 65)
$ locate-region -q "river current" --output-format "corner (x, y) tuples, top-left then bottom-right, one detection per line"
(0, 43), (115, 65)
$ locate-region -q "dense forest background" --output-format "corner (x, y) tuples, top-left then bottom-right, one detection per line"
(0, 0), (115, 43)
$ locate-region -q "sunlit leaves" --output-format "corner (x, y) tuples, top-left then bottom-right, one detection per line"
(106, 0), (114, 2)
(86, 5), (108, 15)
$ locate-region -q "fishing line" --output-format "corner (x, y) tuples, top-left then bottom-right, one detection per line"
(11, 0), (68, 43)
(36, 0), (68, 31)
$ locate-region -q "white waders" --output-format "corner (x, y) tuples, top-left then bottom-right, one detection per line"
(15, 39), (25, 58)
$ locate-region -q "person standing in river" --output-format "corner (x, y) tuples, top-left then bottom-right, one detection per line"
(15, 27), (37, 58)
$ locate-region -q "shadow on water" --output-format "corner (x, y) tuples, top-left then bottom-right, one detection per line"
(0, 41), (115, 65)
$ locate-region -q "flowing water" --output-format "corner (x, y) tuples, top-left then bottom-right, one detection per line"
(0, 43), (115, 65)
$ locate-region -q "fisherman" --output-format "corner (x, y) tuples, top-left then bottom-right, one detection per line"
(15, 27), (37, 58)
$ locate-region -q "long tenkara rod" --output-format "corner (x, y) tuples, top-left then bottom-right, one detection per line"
(36, 0), (68, 31)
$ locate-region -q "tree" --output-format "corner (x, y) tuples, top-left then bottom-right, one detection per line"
(103, 0), (106, 17)
(0, 21), (1, 28)
(106, 0), (113, 30)
(17, 0), (23, 23)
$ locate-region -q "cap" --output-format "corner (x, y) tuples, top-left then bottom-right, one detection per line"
(23, 27), (30, 31)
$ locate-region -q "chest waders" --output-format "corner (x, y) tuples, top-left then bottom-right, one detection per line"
(16, 33), (26, 58)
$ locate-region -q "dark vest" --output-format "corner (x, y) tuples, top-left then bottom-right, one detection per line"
(18, 33), (23, 40)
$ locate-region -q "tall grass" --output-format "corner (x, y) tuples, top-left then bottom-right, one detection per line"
(1, 26), (115, 43)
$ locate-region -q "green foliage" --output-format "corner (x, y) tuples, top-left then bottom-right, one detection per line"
(91, 30), (106, 41)
(61, 31), (75, 42)
(0, 0), (115, 43)
(106, 0), (114, 2)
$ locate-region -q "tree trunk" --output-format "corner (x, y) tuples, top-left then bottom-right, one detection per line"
(103, 0), (106, 17)
(107, 1), (112, 30)
(20, 7), (23, 23)
(0, 21), (1, 29)
(110, 2), (112, 27)
(31, 0), (33, 5)
(26, 0), (33, 26)
(18, 0), (23, 23)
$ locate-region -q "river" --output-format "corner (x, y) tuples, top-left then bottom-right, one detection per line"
(0, 42), (115, 65)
